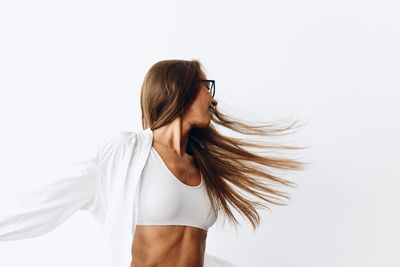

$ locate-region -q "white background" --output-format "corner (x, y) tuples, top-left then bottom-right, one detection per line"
(0, 0), (399, 266)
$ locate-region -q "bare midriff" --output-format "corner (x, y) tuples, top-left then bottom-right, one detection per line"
(131, 225), (207, 267)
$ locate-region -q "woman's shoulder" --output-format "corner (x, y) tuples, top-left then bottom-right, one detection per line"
(96, 128), (152, 150)
(96, 129), (137, 149)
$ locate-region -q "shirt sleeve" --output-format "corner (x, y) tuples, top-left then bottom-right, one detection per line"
(0, 138), (100, 242)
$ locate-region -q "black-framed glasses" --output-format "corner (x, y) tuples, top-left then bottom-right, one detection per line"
(200, 79), (215, 98)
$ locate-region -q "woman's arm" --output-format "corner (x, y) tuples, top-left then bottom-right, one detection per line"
(0, 140), (100, 241)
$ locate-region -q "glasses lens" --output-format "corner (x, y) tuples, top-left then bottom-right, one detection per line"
(201, 80), (215, 98)
(210, 81), (215, 97)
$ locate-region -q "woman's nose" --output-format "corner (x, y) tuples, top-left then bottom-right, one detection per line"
(211, 98), (218, 107)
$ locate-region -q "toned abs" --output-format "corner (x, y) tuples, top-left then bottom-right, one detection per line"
(131, 225), (207, 267)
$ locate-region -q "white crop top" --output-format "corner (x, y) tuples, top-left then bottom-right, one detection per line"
(136, 147), (217, 231)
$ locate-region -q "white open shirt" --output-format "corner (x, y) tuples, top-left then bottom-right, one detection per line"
(0, 127), (238, 267)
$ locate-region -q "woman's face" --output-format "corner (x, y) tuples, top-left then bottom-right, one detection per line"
(183, 73), (218, 128)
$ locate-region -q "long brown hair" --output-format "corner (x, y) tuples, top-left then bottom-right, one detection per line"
(140, 59), (310, 231)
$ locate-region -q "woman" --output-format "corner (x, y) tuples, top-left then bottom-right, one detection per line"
(0, 59), (308, 267)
